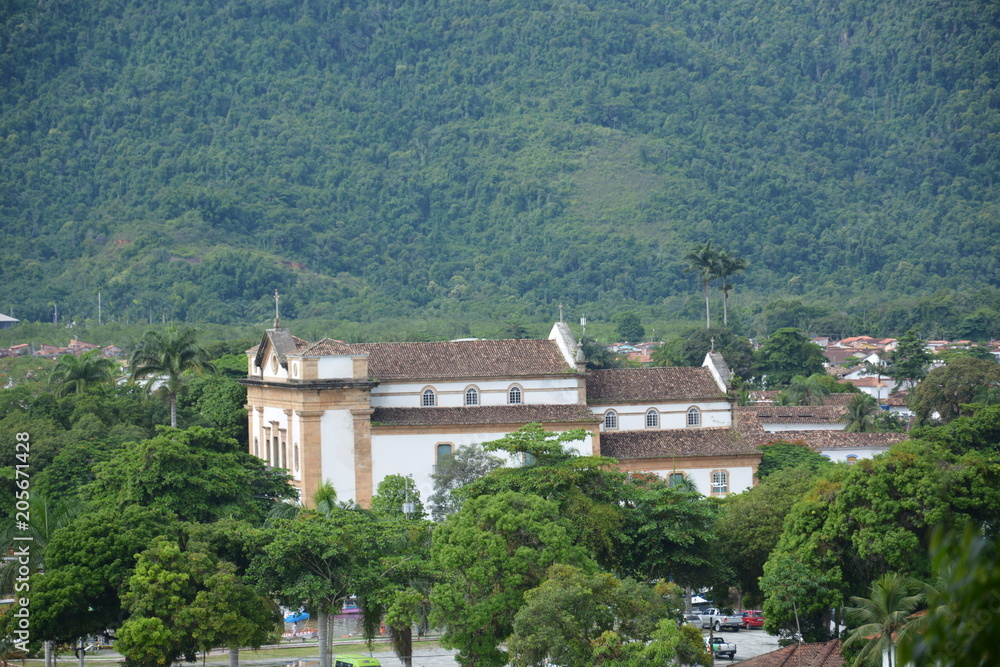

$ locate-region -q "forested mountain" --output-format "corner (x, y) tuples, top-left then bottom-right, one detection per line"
(1, 0), (997, 334)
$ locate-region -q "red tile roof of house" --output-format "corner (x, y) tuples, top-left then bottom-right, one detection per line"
(371, 404), (599, 427)
(738, 405), (847, 424)
(738, 640), (845, 667)
(355, 339), (574, 380)
(747, 429), (908, 449)
(587, 367), (725, 403)
(600, 428), (758, 459)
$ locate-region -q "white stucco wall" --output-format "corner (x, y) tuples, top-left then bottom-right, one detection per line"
(642, 465), (754, 497)
(317, 356), (356, 379)
(818, 447), (890, 464)
(370, 430), (593, 503)
(762, 423), (845, 432)
(594, 399), (732, 431)
(371, 377), (582, 408)
(321, 408), (357, 502)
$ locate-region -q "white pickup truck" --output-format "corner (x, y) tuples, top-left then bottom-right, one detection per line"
(698, 608), (742, 632)
(706, 636), (737, 660)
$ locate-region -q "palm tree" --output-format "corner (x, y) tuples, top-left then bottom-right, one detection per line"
(841, 393), (878, 432)
(128, 327), (215, 428)
(49, 350), (117, 396)
(0, 493), (81, 590)
(844, 572), (922, 667)
(716, 251), (748, 327)
(683, 241), (721, 329)
(783, 375), (831, 406)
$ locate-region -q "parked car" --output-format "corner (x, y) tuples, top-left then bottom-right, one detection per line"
(706, 636), (737, 660)
(741, 609), (765, 629)
(697, 607), (742, 632)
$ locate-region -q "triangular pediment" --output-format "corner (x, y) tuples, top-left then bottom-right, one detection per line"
(252, 328), (309, 372)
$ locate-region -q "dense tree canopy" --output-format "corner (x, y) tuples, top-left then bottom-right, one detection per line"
(0, 0), (996, 331)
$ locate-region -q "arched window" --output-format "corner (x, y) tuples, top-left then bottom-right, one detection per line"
(645, 409), (660, 428)
(846, 455), (858, 464)
(508, 385), (522, 405)
(604, 410), (618, 430)
(711, 470), (729, 495)
(687, 407), (701, 427)
(465, 387), (479, 406)
(422, 388), (437, 407)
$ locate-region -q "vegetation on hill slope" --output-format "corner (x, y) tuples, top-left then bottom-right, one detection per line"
(1, 0), (997, 333)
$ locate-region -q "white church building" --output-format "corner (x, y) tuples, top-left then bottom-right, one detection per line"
(242, 321), (761, 507)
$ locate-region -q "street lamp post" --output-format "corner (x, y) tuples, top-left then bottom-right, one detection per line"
(402, 474), (415, 519)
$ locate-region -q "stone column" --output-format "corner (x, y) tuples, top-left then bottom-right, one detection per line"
(296, 410), (325, 506)
(351, 408), (375, 508)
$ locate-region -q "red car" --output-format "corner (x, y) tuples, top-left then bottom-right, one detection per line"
(741, 610), (765, 629)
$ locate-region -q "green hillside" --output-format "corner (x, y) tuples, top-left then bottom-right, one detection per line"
(1, 0), (997, 335)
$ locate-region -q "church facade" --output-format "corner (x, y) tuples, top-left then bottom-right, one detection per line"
(242, 322), (760, 507)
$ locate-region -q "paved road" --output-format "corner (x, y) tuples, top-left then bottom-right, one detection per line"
(705, 627), (781, 663)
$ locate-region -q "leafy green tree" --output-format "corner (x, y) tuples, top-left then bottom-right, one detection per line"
(909, 403), (1000, 455)
(886, 330), (933, 391)
(429, 491), (592, 667)
(756, 440), (832, 479)
(716, 466), (818, 607)
(508, 565), (681, 667)
(910, 356), (1000, 423)
(48, 350), (117, 396)
(617, 473), (722, 589)
(428, 444), (504, 521)
(754, 328), (826, 387)
(371, 474), (426, 520)
(613, 311), (645, 343)
(129, 327), (215, 428)
(651, 327), (755, 380)
(684, 241), (721, 329)
(185, 374), (248, 442)
(250, 510), (383, 667)
(462, 424), (629, 571)
(28, 505), (180, 642)
(716, 250), (748, 328)
(116, 538), (278, 667)
(840, 393), (879, 432)
(760, 552), (843, 643)
(843, 572), (922, 667)
(86, 426), (295, 524)
(898, 525), (999, 667)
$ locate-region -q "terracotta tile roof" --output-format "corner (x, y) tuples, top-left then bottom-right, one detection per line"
(739, 640), (845, 667)
(740, 405), (847, 424)
(600, 428), (758, 459)
(299, 338), (354, 356)
(823, 348), (867, 365)
(371, 405), (599, 427)
(746, 429), (908, 449)
(355, 339), (573, 380)
(846, 377), (891, 388)
(587, 367), (726, 403)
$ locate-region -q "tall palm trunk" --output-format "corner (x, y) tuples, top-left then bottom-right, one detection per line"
(170, 393), (178, 428)
(229, 648), (239, 667)
(703, 279), (711, 329)
(723, 286), (730, 326)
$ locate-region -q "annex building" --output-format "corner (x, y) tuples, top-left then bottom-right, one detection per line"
(242, 321), (760, 507)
